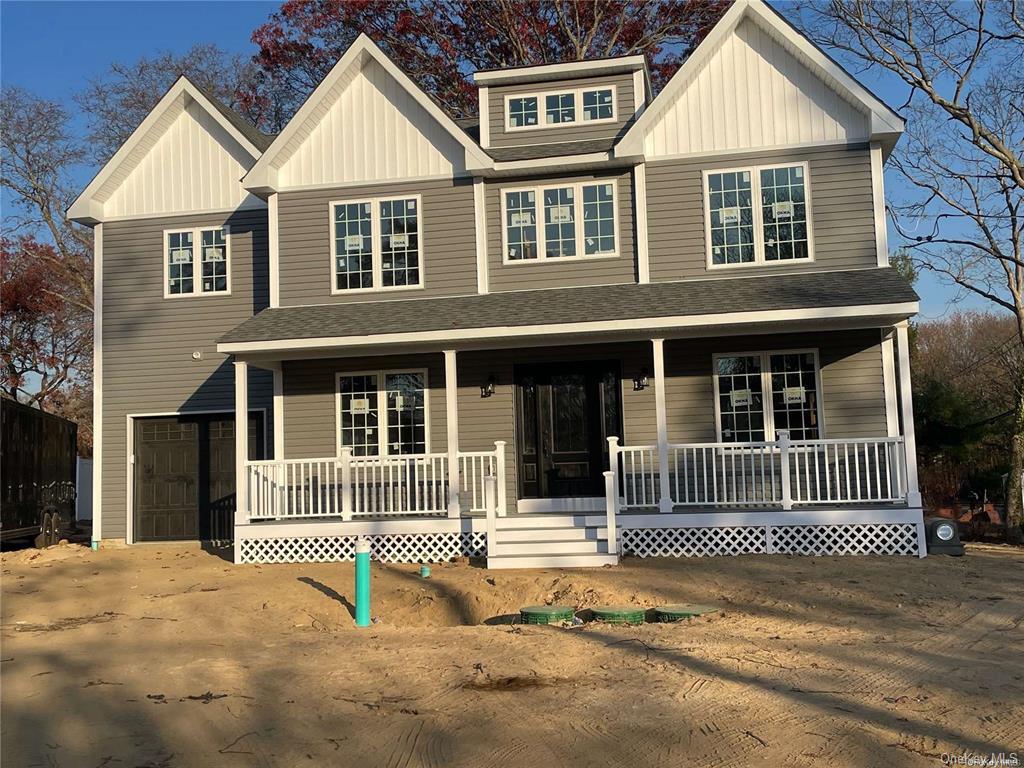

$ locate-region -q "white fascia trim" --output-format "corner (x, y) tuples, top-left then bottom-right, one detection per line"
(473, 55), (647, 85)
(68, 77), (263, 224)
(244, 35), (493, 192)
(490, 152), (613, 173)
(217, 301), (920, 355)
(91, 223), (103, 542)
(870, 142), (890, 267)
(98, 201), (267, 225)
(615, 0), (904, 157)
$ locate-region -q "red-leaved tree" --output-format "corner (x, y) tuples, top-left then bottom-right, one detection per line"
(247, 0), (729, 122)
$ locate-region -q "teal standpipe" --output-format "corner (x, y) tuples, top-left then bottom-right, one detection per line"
(355, 537), (371, 627)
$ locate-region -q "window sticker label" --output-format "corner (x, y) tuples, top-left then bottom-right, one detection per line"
(349, 398), (370, 415)
(549, 205), (572, 223)
(170, 250), (191, 264)
(730, 389), (752, 408)
(784, 386), (806, 404)
(345, 235), (363, 251)
(510, 212), (533, 226)
(773, 201), (794, 219)
(407, 200), (416, 211)
(721, 206), (740, 225)
(390, 233), (408, 248)
(393, 395), (404, 409)
(204, 247), (225, 261)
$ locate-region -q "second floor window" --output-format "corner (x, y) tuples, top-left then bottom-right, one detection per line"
(332, 196), (422, 292)
(705, 162), (812, 268)
(506, 86), (617, 130)
(503, 181), (618, 262)
(164, 226), (229, 297)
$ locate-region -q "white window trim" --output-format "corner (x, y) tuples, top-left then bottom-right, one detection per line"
(504, 84), (618, 132)
(334, 368), (431, 457)
(499, 180), (620, 265)
(162, 225), (232, 299)
(702, 161), (816, 271)
(711, 348), (825, 442)
(328, 194), (425, 295)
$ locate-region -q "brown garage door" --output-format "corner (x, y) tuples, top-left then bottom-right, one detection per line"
(134, 413), (264, 541)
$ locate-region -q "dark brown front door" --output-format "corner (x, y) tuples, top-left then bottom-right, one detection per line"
(515, 362), (621, 499)
(134, 413), (263, 541)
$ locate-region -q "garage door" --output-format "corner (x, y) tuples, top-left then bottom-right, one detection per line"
(134, 413), (264, 541)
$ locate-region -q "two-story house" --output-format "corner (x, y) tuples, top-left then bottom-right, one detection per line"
(70, 0), (924, 568)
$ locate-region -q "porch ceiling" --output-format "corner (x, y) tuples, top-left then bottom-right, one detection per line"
(217, 267), (918, 356)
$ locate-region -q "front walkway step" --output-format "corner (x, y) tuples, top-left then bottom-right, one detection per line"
(499, 526), (597, 543)
(495, 515), (588, 530)
(491, 539), (609, 556)
(486, 553), (619, 570)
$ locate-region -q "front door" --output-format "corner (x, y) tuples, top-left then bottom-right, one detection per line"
(515, 362), (621, 499)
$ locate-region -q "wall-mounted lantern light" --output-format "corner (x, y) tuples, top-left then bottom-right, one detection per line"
(632, 368), (650, 391)
(481, 375), (496, 398)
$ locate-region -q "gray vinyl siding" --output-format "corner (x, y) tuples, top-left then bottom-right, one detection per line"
(488, 73), (636, 148)
(485, 169), (637, 292)
(646, 144), (878, 281)
(276, 329), (888, 511)
(278, 177), (477, 306)
(100, 208), (273, 540)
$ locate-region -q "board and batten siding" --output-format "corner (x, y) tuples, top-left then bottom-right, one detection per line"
(487, 73), (636, 148)
(100, 209), (273, 540)
(277, 177), (478, 306)
(485, 169), (637, 292)
(646, 144), (877, 282)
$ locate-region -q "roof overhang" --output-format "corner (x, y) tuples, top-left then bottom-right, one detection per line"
(68, 77), (264, 226)
(615, 0), (905, 160)
(473, 55), (649, 87)
(242, 34), (494, 194)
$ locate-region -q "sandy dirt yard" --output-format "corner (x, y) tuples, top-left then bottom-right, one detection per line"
(2, 542), (1022, 768)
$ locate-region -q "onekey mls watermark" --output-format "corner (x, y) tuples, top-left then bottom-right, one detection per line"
(941, 753), (1019, 767)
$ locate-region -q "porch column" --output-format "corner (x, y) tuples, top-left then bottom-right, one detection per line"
(234, 359), (249, 562)
(651, 338), (673, 513)
(894, 322), (922, 508)
(444, 349), (461, 518)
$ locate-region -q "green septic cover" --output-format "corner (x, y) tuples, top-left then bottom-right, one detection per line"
(591, 606), (646, 625)
(655, 604), (719, 622)
(520, 605), (575, 625)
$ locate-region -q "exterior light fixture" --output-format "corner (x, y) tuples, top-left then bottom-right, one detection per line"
(633, 368), (650, 391)
(481, 375), (496, 398)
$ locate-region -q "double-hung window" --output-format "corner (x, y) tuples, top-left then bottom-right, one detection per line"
(713, 350), (822, 442)
(331, 195), (422, 293)
(337, 370), (428, 456)
(502, 181), (618, 262)
(705, 162), (813, 268)
(164, 226), (230, 297)
(505, 86), (616, 130)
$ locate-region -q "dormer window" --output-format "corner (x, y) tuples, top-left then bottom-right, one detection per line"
(505, 85), (616, 131)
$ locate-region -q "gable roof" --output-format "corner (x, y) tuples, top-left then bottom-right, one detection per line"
(242, 34), (493, 193)
(68, 76), (269, 224)
(615, 0), (905, 157)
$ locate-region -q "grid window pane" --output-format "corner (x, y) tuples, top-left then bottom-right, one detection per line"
(761, 166), (809, 261)
(508, 96), (538, 128)
(543, 186), (576, 258)
(379, 198), (419, 287)
(384, 372), (426, 455)
(545, 92), (575, 124)
(339, 374), (379, 456)
(708, 171), (755, 265)
(334, 202), (374, 290)
(167, 231), (194, 294)
(582, 183), (616, 255)
(582, 88), (614, 121)
(716, 355), (766, 442)
(200, 228), (228, 293)
(505, 190), (538, 260)
(769, 352), (819, 439)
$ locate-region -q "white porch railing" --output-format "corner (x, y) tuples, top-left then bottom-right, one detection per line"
(610, 433), (909, 511)
(246, 443), (506, 521)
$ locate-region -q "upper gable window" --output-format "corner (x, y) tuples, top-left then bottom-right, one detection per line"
(331, 195), (423, 293)
(164, 226), (230, 298)
(502, 181), (617, 263)
(505, 85), (617, 131)
(704, 162), (813, 269)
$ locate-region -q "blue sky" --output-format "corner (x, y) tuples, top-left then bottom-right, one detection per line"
(0, 0), (984, 319)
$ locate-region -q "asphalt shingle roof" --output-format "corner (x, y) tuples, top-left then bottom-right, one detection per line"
(219, 268), (918, 346)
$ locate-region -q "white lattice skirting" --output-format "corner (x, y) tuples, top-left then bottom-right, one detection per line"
(622, 523), (920, 558)
(238, 532), (487, 565)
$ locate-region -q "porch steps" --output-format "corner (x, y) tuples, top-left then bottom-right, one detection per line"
(487, 516), (618, 569)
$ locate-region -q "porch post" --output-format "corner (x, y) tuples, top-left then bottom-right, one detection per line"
(651, 338), (673, 513)
(895, 322), (923, 508)
(233, 359), (249, 562)
(444, 349), (461, 518)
